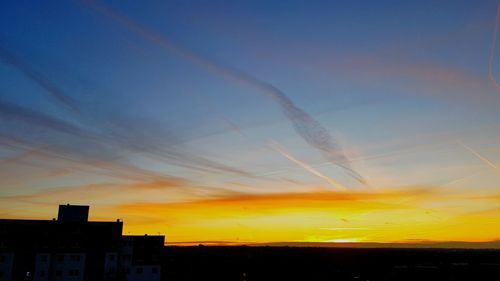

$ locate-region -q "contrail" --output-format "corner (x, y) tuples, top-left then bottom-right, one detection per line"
(0, 101), (84, 136)
(489, 3), (500, 92)
(270, 142), (347, 191)
(458, 140), (500, 172)
(441, 171), (484, 186)
(0, 46), (80, 113)
(84, 0), (367, 186)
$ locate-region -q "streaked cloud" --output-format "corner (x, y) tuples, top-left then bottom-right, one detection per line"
(84, 0), (366, 186)
(0, 45), (79, 112)
(489, 3), (500, 92)
(458, 140), (500, 172)
(1, 0), (500, 244)
(270, 141), (346, 191)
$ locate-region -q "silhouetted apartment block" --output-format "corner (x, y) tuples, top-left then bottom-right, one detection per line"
(0, 204), (164, 281)
(119, 235), (163, 281)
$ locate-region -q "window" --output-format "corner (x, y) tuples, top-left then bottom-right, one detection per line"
(136, 267), (143, 274)
(108, 254), (115, 261)
(152, 267), (158, 274)
(40, 255), (48, 262)
(68, 269), (79, 276)
(70, 255), (80, 262)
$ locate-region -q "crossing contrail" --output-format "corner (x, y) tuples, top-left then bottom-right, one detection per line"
(458, 140), (500, 172)
(84, 0), (367, 186)
(270, 142), (347, 191)
(0, 46), (80, 113)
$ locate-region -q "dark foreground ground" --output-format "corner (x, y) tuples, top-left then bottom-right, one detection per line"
(163, 246), (500, 281)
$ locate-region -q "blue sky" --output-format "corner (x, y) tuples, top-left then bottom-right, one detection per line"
(1, 0), (500, 242)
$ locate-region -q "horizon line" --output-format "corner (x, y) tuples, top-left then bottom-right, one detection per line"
(164, 240), (500, 249)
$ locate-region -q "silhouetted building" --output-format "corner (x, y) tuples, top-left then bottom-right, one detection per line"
(57, 205), (89, 223)
(0, 204), (163, 281)
(120, 235), (163, 281)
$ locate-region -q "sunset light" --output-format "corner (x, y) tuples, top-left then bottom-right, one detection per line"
(4, 1), (500, 280)
(2, 0), (500, 249)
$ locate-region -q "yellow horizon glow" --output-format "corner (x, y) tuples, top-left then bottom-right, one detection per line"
(3, 172), (500, 245)
(324, 239), (362, 243)
(106, 187), (500, 244)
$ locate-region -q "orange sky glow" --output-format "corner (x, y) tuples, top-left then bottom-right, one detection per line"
(2, 0), (500, 247)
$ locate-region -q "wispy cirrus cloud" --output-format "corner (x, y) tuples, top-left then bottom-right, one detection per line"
(0, 86), (255, 186)
(457, 140), (500, 172)
(488, 3), (500, 92)
(83, 0), (366, 187)
(269, 141), (347, 191)
(0, 45), (80, 112)
(0, 100), (84, 136)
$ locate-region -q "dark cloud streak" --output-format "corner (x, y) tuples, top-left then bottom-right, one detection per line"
(84, 0), (367, 186)
(0, 45), (80, 112)
(0, 101), (84, 136)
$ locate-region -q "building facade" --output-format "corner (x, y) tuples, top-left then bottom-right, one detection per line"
(120, 235), (163, 281)
(0, 205), (164, 281)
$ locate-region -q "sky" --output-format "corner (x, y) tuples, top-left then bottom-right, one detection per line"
(1, 0), (500, 245)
